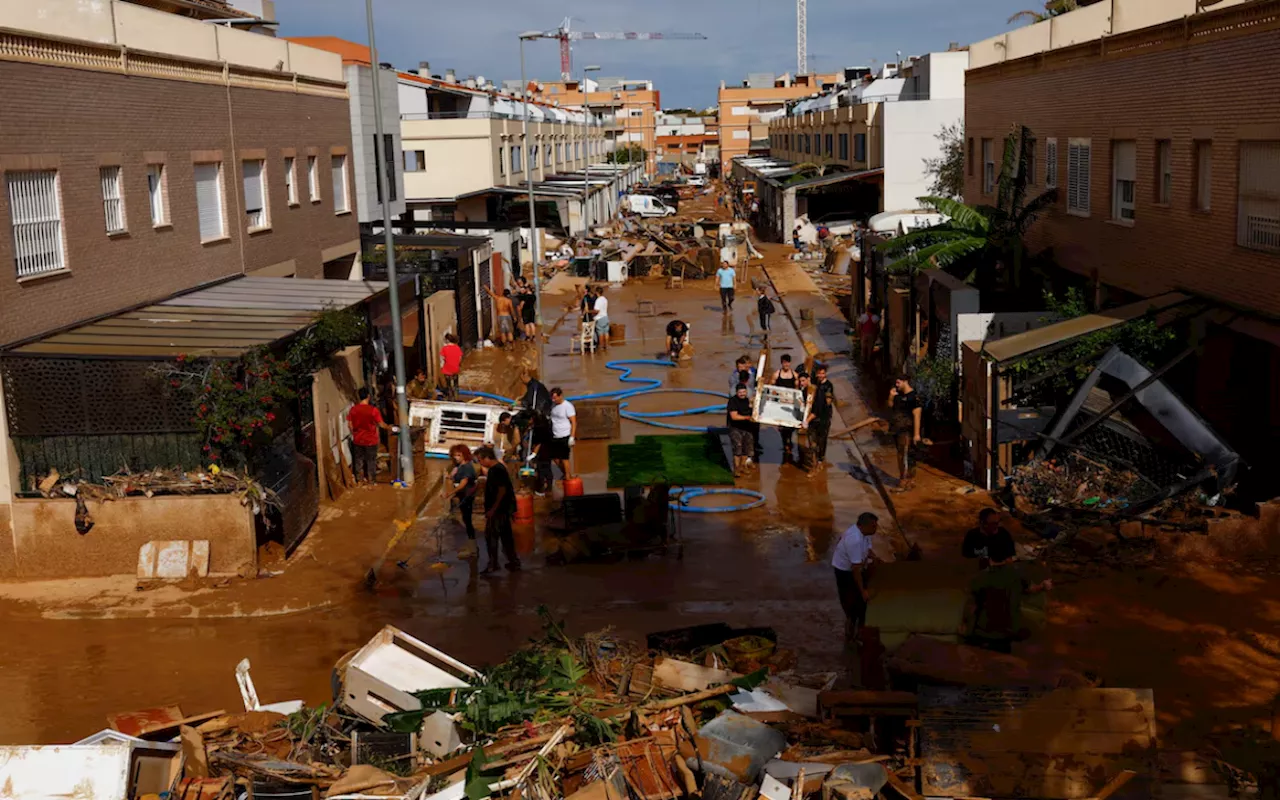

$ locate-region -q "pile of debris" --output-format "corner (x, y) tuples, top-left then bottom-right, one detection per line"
(7, 613), (1176, 800)
(543, 219), (759, 285)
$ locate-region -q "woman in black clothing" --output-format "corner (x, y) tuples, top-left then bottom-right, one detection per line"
(772, 355), (800, 463)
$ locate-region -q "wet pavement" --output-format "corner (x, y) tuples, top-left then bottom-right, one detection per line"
(1, 193), (1278, 751)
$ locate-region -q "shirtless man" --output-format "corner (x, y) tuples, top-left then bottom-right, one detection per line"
(484, 286), (517, 347)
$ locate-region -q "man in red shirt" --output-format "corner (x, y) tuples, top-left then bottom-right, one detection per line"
(440, 333), (463, 400)
(347, 387), (395, 486)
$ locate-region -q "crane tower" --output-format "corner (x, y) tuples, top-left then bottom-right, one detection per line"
(797, 0), (807, 75)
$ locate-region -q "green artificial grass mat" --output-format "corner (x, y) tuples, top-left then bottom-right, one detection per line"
(607, 433), (734, 487)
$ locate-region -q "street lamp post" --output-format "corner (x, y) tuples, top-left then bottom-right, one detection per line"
(581, 65), (600, 235)
(364, 0), (413, 485)
(518, 32), (545, 382)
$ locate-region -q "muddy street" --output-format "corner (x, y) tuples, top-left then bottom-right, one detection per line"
(0, 234), (1277, 757)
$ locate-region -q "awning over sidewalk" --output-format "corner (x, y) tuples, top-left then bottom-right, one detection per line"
(5, 277), (388, 359)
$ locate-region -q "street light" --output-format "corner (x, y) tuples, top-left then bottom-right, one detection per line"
(518, 30), (546, 382)
(364, 0), (413, 485)
(581, 65), (600, 235)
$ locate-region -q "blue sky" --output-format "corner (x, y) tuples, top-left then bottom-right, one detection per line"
(279, 0), (1037, 109)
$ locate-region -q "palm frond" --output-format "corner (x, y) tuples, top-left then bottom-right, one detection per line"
(918, 195), (991, 232)
(877, 225), (971, 255)
(1008, 8), (1048, 24)
(1015, 187), (1059, 230)
(888, 236), (984, 273)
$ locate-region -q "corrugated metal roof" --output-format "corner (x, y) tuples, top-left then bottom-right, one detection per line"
(981, 292), (1191, 363)
(7, 277), (387, 359)
(788, 167), (883, 191)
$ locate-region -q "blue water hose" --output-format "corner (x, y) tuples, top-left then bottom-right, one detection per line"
(669, 487), (766, 513)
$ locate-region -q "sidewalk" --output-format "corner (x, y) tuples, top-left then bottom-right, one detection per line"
(0, 458), (450, 621)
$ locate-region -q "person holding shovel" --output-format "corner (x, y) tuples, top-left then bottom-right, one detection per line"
(833, 512), (879, 639)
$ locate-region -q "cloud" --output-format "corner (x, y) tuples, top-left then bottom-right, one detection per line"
(279, 0), (1041, 108)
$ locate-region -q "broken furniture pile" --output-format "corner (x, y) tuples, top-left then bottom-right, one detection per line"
(549, 219), (755, 286)
(4, 613), (1176, 800)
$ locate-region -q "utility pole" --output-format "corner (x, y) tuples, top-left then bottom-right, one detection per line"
(581, 65), (600, 235)
(364, 0), (413, 485)
(518, 32), (545, 382)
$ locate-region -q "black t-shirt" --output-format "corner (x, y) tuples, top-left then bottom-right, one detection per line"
(483, 462), (516, 513)
(962, 526), (1015, 560)
(811, 379), (835, 422)
(666, 320), (687, 338)
(726, 396), (755, 431)
(891, 390), (921, 434)
(452, 462), (478, 498)
(757, 295), (775, 316)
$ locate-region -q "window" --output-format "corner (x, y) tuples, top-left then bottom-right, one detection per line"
(6, 169), (65, 276)
(1194, 140), (1212, 211)
(981, 138), (995, 194)
(331, 154), (349, 214)
(373, 133), (396, 203)
(511, 146), (522, 173)
(825, 134), (833, 156)
(556, 143), (563, 163)
(283, 157), (298, 206)
(307, 155), (320, 202)
(854, 133), (867, 162)
(1237, 140), (1280, 253)
(967, 138), (975, 177)
(498, 146), (505, 176)
(1155, 140), (1172, 204)
(242, 159), (267, 229)
(804, 134), (811, 154)
(839, 133), (849, 161)
(98, 166), (126, 234)
(194, 162), (226, 241)
(1067, 138), (1091, 216)
(530, 145), (538, 168)
(1045, 138), (1058, 189)
(545, 144), (552, 165)
(1111, 140), (1136, 222)
(404, 151), (426, 172)
(147, 164), (168, 225)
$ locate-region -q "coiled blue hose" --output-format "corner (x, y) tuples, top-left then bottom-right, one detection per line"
(459, 360), (730, 432)
(669, 487), (767, 513)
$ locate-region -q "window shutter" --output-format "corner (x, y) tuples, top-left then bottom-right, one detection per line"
(194, 163), (224, 240)
(100, 166), (125, 233)
(1078, 143), (1091, 212)
(1238, 141), (1280, 252)
(1067, 143), (1080, 210)
(7, 170), (65, 276)
(1046, 139), (1058, 188)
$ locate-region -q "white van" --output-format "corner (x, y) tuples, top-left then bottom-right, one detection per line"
(625, 194), (677, 217)
(686, 174), (706, 187)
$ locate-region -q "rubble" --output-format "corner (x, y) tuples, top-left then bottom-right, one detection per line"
(7, 607), (1172, 800)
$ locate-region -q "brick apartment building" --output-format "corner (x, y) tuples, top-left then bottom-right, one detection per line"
(964, 0), (1280, 494)
(0, 0), (360, 348)
(717, 72), (841, 174)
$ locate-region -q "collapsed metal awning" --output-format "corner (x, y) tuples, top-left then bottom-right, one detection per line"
(3, 276), (388, 359)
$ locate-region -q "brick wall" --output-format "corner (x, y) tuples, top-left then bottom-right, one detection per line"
(964, 12), (1280, 317)
(0, 61), (358, 345)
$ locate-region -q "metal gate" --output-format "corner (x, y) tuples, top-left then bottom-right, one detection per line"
(456, 262), (479, 349)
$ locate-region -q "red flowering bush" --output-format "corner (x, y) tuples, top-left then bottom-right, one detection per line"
(168, 350), (297, 463)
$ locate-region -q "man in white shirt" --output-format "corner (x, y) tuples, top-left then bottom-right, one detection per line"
(548, 388), (577, 482)
(592, 291), (611, 350)
(832, 512), (879, 638)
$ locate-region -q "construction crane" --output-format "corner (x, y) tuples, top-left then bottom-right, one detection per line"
(797, 0), (807, 75)
(545, 17), (707, 81)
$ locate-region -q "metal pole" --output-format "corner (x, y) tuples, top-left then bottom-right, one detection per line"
(581, 66), (600, 235)
(365, 0), (413, 485)
(520, 35), (545, 382)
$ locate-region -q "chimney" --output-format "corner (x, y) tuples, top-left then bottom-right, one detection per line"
(445, 68), (457, 83)
(419, 61), (431, 73)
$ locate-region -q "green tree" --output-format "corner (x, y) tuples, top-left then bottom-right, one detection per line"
(607, 143), (646, 164)
(923, 121), (965, 198)
(878, 124), (1056, 296)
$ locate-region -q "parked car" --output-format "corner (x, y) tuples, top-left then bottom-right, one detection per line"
(625, 195), (677, 217)
(686, 174), (707, 187)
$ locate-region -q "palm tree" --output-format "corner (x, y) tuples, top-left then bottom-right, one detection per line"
(878, 125), (1057, 295)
